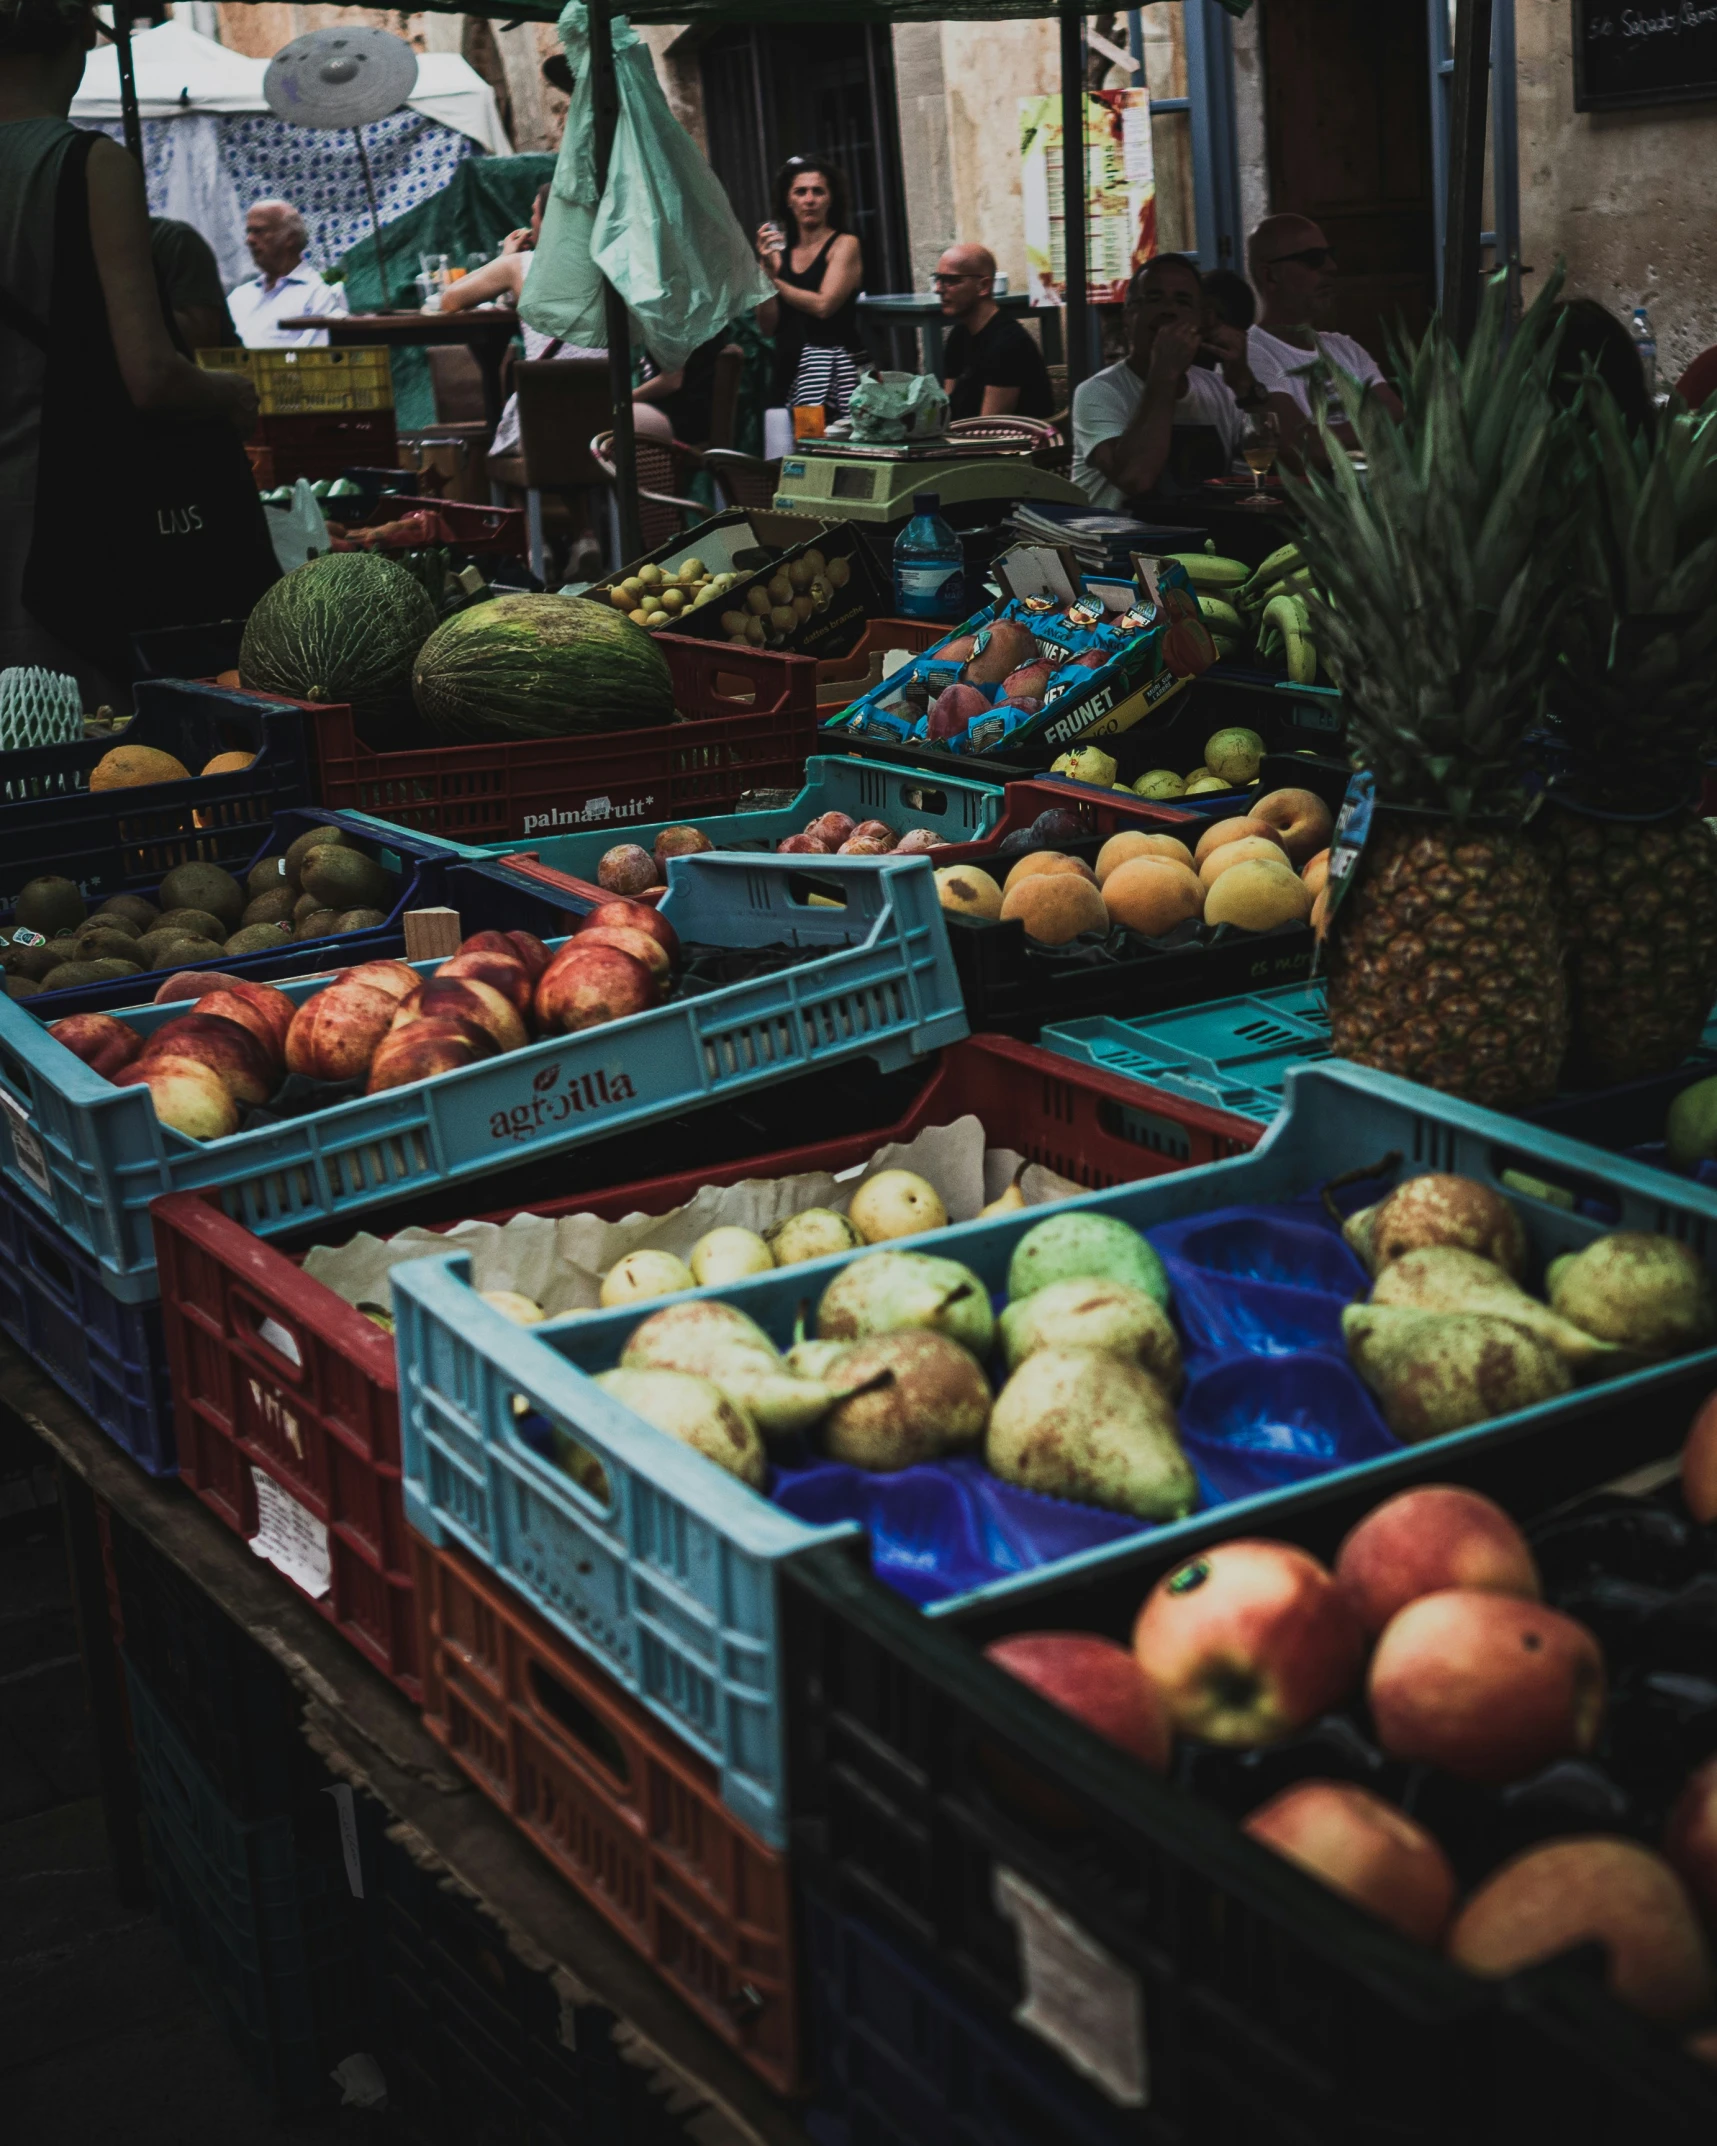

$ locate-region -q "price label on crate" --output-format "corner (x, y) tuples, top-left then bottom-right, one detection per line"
(0, 1086), (52, 1199)
(248, 1466), (331, 1598)
(993, 1866), (1148, 2106)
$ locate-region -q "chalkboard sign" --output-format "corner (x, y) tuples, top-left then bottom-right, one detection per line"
(1575, 1), (1717, 111)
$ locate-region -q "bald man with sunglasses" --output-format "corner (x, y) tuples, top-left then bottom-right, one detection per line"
(1246, 215), (1402, 460)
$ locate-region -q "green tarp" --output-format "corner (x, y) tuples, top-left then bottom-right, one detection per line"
(218, 1), (1246, 25)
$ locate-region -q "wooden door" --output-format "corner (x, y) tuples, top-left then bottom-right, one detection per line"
(1259, 0), (1436, 364)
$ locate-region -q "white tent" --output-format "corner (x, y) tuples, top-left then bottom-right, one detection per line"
(73, 22), (510, 290)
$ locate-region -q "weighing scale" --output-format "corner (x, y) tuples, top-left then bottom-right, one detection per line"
(774, 434), (1090, 525)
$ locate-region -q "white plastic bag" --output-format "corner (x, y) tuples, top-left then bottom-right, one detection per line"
(263, 477), (329, 575)
(847, 372), (950, 444)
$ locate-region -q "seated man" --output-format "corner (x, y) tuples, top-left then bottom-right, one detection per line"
(937, 244), (1053, 420)
(1246, 215), (1402, 456)
(228, 200), (348, 349)
(1070, 254), (1261, 508)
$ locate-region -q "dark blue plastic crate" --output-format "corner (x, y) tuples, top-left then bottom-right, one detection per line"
(0, 1171), (173, 1473)
(0, 679), (312, 908)
(123, 1656), (366, 2111)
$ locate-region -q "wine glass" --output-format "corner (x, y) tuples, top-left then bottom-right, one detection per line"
(1239, 410), (1280, 507)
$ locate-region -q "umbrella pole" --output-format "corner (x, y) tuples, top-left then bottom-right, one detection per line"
(113, 0), (143, 166)
(1441, 0), (1494, 346)
(589, 0), (642, 568)
(1060, 5), (1091, 400)
(352, 127), (391, 308)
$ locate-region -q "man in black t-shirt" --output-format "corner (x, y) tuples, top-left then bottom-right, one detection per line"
(936, 245), (1054, 421)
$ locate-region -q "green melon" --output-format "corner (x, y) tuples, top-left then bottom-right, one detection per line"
(411, 594), (675, 744)
(239, 553), (438, 753)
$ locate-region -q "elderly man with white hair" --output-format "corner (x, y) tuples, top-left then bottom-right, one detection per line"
(227, 200), (349, 348)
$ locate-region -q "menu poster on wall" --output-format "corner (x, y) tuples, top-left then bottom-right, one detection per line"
(1574, 0), (1717, 110)
(1020, 89), (1158, 307)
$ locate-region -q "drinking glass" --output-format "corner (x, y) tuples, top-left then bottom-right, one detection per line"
(1239, 410), (1281, 507)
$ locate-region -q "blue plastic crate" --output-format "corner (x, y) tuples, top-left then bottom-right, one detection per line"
(12, 805), (486, 1023)
(123, 1657), (366, 2111)
(0, 679), (312, 907)
(0, 1171), (174, 1472)
(391, 1058), (1717, 1847)
(0, 850), (965, 1302)
(482, 753), (1007, 880)
(1041, 984), (1333, 1126)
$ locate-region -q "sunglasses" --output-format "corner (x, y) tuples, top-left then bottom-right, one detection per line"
(1269, 246), (1337, 270)
(932, 272), (981, 286)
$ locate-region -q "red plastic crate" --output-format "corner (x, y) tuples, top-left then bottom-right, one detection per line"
(303, 635), (821, 845)
(149, 1037), (1261, 1703)
(809, 616), (949, 714)
(335, 495), (528, 560)
(253, 410), (396, 486)
(414, 1536), (802, 2095)
(929, 776), (1203, 866)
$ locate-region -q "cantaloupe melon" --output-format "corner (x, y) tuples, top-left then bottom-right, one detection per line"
(90, 745), (190, 790)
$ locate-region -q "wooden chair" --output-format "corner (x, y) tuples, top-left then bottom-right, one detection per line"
(509, 357), (618, 583)
(703, 449), (781, 513)
(707, 343), (745, 450)
(590, 430), (708, 553)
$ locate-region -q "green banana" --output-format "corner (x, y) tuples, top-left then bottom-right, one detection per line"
(1196, 594), (1245, 634)
(1168, 552), (1252, 589)
(1262, 593), (1319, 686)
(1246, 541), (1304, 590)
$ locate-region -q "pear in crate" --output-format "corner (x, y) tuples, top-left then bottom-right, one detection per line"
(1368, 1247), (1618, 1369)
(987, 1349), (1195, 1521)
(1007, 1211), (1169, 1310)
(600, 1249), (695, 1307)
(818, 1330), (990, 1470)
(1343, 1173), (1525, 1279)
(999, 1276), (1182, 1394)
(765, 1208), (862, 1267)
(620, 1298), (842, 1437)
(596, 1368), (765, 1487)
(1547, 1233), (1717, 1356)
(689, 1227), (774, 1287)
(815, 1248), (994, 1358)
(1343, 1306), (1573, 1440)
(847, 1169), (948, 1244)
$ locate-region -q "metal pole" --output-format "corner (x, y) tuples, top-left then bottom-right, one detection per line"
(1441, 0), (1494, 346)
(112, 0), (143, 167)
(1060, 5), (1091, 398)
(589, 0), (642, 567)
(351, 128), (390, 307)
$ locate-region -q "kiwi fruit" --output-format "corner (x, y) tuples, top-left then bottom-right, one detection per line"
(97, 893), (159, 932)
(301, 846), (394, 913)
(85, 909), (141, 939)
(75, 927), (148, 966)
(223, 922), (295, 955)
(247, 855), (293, 902)
(297, 909), (340, 940)
(156, 862), (244, 928)
(14, 876), (87, 936)
(136, 929), (222, 969)
(85, 958), (143, 981)
(240, 889), (298, 928)
(4, 975), (40, 999)
(2, 941), (63, 981)
(41, 961), (104, 990)
(334, 908), (387, 933)
(293, 892), (325, 923)
(284, 825), (348, 881)
(155, 908), (228, 943)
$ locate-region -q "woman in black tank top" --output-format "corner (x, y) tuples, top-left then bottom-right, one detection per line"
(755, 156), (864, 419)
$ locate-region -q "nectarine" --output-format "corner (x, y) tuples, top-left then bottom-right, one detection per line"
(1250, 786), (1335, 866)
(573, 923), (672, 982)
(366, 1017), (496, 1093)
(196, 981), (293, 1058)
(115, 1055), (239, 1140)
(577, 899), (680, 966)
(393, 976), (527, 1055)
(1244, 1779), (1457, 1944)
(48, 1013), (141, 1079)
(536, 943), (659, 1032)
(285, 979), (399, 1084)
(436, 948), (534, 1015)
(140, 1012), (276, 1106)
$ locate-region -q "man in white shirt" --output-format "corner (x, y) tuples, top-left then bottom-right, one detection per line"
(227, 201), (349, 349)
(1246, 215), (1403, 459)
(1070, 255), (1259, 510)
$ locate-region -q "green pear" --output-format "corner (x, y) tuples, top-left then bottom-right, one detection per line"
(986, 1348), (1195, 1520)
(1342, 1306), (1573, 1442)
(1546, 1233), (1717, 1357)
(1369, 1246), (1619, 1370)
(1343, 1173), (1526, 1279)
(595, 1368), (765, 1487)
(1006, 1212), (1169, 1310)
(619, 1298), (842, 1437)
(998, 1276), (1183, 1394)
(1666, 1076), (1717, 1172)
(817, 1330), (991, 1471)
(815, 1249), (995, 1358)
(689, 1226), (774, 1287)
(786, 1338), (851, 1381)
(767, 1207), (863, 1267)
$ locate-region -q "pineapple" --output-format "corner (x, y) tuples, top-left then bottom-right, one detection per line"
(1290, 275), (1578, 1111)
(1539, 391), (1717, 1085)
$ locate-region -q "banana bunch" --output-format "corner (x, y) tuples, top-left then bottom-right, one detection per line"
(1168, 543), (1321, 683)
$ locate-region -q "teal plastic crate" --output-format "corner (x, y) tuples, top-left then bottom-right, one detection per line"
(1043, 983), (1333, 1125)
(391, 1058), (1717, 1847)
(0, 851), (965, 1303)
(483, 753), (1006, 879)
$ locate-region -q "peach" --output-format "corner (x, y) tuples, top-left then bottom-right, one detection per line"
(1243, 1779), (1458, 1945)
(536, 942), (659, 1033)
(934, 866), (1003, 922)
(1302, 847), (1332, 896)
(285, 979), (399, 1084)
(436, 948), (534, 1015)
(47, 1013), (141, 1079)
(1251, 786), (1335, 866)
(1683, 1388), (1717, 1524)
(1449, 1839), (1713, 2022)
(1001, 850), (1097, 896)
(1192, 815), (1289, 868)
(140, 1012), (276, 1106)
(1203, 859), (1313, 931)
(1132, 1540), (1365, 1747)
(985, 1632), (1172, 1773)
(1368, 1589), (1604, 1783)
(1311, 883), (1331, 937)
(654, 824), (714, 874)
(1665, 1754), (1717, 1929)
(1095, 830), (1193, 884)
(577, 899), (680, 967)
(597, 843), (662, 896)
(340, 959), (420, 1003)
(208, 979), (294, 1055)
(1101, 858), (1205, 938)
(1336, 1486), (1539, 1638)
(114, 1054), (239, 1140)
(393, 976), (527, 1055)
(1199, 835), (1295, 889)
(366, 1017), (496, 1093)
(503, 931), (552, 982)
(808, 812), (856, 847)
(999, 872), (1109, 945)
(570, 922), (672, 983)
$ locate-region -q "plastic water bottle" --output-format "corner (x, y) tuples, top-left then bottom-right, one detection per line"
(1632, 303), (1658, 401)
(892, 493), (966, 623)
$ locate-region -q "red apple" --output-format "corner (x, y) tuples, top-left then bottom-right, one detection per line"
(576, 898), (680, 967)
(598, 843), (663, 897)
(367, 1017), (496, 1094)
(285, 979), (399, 1083)
(1335, 1485), (1540, 1638)
(1131, 1540), (1365, 1746)
(985, 1632), (1172, 1774)
(535, 943), (659, 1033)
(777, 833), (832, 854)
(1448, 1838), (1713, 2022)
(139, 1012), (275, 1106)
(1368, 1589), (1605, 1783)
(654, 825), (714, 873)
(202, 979), (294, 1056)
(48, 1013), (141, 1079)
(893, 829), (941, 855)
(393, 975), (526, 1055)
(569, 921), (671, 984)
(851, 820), (897, 849)
(1243, 1779), (1458, 1945)
(114, 1054), (239, 1140)
(1664, 1755), (1717, 1929)
(808, 812), (856, 847)
(838, 836), (891, 856)
(1683, 1389), (1717, 1524)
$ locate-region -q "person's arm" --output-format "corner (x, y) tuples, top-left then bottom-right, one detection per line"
(1090, 317), (1201, 499)
(632, 366), (684, 406)
(87, 139), (256, 427)
(755, 296), (779, 337)
(1202, 322), (1269, 413)
(767, 233), (862, 322)
(173, 303), (233, 353)
(439, 253), (522, 312)
(981, 383), (1022, 416)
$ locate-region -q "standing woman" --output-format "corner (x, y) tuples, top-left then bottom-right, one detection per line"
(755, 157), (864, 421)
